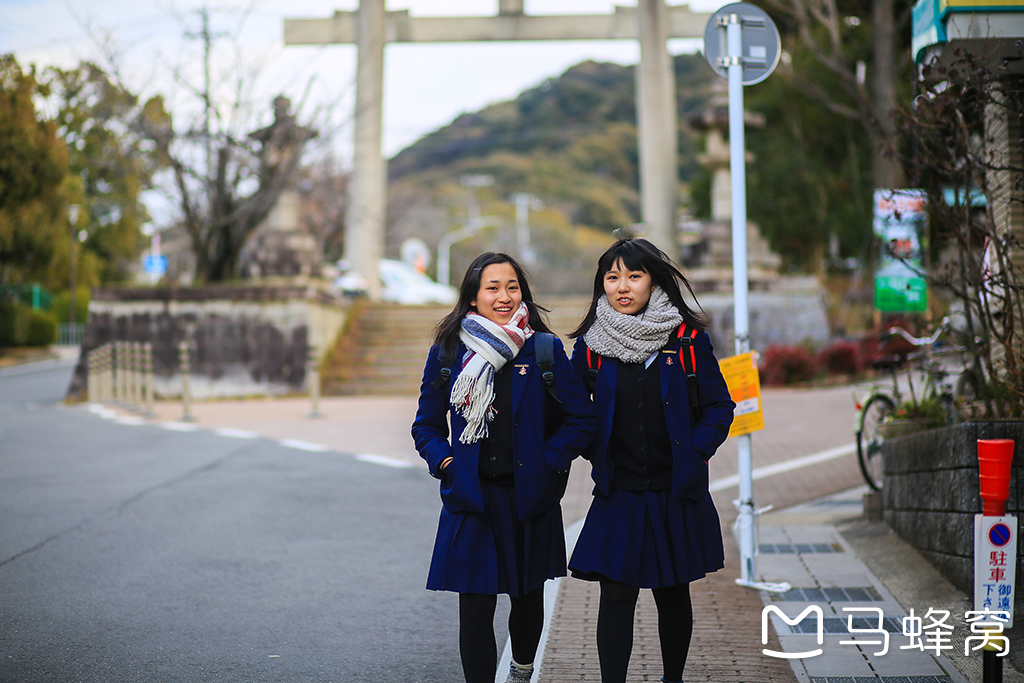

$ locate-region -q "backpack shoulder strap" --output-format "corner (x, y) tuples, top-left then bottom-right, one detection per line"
(535, 332), (562, 404)
(677, 323), (701, 417)
(585, 345), (601, 394)
(430, 347), (455, 391)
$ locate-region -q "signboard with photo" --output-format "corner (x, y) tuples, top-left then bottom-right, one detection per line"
(873, 189), (928, 313)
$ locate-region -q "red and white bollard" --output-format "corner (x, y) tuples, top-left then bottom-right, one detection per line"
(976, 439), (1017, 683)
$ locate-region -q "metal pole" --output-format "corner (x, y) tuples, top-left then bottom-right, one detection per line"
(179, 340), (195, 422)
(308, 344), (323, 419)
(143, 342), (155, 417)
(131, 342), (142, 411)
(102, 343), (113, 403)
(115, 342), (127, 405)
(87, 348), (97, 403)
(723, 13), (757, 587)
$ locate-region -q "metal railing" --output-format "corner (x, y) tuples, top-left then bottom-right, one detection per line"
(57, 323), (85, 347)
(86, 341), (155, 416)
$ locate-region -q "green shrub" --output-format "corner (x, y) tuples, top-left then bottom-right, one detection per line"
(24, 308), (57, 346)
(0, 302), (19, 346)
(51, 287), (90, 325)
(0, 303), (58, 346)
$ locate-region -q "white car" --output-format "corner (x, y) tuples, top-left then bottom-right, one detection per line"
(335, 259), (457, 305)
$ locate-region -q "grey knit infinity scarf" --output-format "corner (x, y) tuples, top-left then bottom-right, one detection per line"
(584, 287), (683, 363)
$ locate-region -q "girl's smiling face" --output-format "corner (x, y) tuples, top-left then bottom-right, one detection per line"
(471, 262), (522, 325)
(603, 258), (653, 315)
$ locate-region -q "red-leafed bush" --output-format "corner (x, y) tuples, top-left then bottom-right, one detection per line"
(758, 344), (817, 386)
(817, 340), (859, 376)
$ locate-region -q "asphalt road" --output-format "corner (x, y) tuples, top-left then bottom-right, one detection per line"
(0, 363), (463, 683)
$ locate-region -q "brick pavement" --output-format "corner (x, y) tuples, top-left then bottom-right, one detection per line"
(543, 463), (801, 683)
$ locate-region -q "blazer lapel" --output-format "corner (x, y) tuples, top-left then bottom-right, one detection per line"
(601, 356), (618, 413)
(510, 342), (534, 418)
(661, 338), (678, 401)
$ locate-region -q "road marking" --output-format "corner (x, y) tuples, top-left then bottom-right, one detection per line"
(161, 422), (199, 432)
(708, 442), (858, 492)
(279, 439), (331, 452)
(0, 356), (77, 377)
(87, 405), (118, 419)
(355, 453), (413, 468)
(112, 416), (146, 426)
(212, 428), (260, 439)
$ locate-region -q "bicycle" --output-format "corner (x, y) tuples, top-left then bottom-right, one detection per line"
(853, 319), (973, 491)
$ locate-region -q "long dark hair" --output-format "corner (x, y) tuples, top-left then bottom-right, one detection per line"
(433, 252), (552, 357)
(570, 237), (708, 338)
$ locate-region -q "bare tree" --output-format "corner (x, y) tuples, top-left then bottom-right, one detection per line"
(896, 47), (1024, 417)
(73, 7), (334, 283)
(762, 0), (912, 189)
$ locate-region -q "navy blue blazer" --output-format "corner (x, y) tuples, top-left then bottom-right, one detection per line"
(412, 334), (598, 520)
(570, 331), (735, 500)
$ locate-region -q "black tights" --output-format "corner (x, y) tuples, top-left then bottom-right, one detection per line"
(459, 588), (545, 683)
(596, 578), (693, 683)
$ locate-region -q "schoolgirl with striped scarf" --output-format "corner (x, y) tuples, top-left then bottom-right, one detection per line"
(412, 252), (597, 683)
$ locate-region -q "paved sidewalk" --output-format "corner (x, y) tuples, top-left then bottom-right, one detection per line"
(74, 384), (1022, 683)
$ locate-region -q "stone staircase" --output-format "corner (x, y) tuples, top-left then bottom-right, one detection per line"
(321, 296), (592, 396)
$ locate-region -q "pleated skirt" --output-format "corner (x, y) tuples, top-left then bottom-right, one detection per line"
(568, 487), (724, 588)
(427, 480), (566, 596)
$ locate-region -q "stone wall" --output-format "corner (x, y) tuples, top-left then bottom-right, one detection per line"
(882, 422), (1024, 664)
(699, 284), (831, 349)
(67, 284), (347, 400)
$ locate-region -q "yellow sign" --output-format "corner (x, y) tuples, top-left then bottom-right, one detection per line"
(720, 352), (765, 438)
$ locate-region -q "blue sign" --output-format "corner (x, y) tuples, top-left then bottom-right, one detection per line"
(143, 255), (167, 275)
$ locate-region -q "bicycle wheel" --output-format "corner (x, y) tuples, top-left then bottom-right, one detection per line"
(856, 394), (896, 491)
(954, 369), (983, 418)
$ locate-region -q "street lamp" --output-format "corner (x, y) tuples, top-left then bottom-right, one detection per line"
(436, 216), (503, 287)
(511, 192), (544, 265)
(67, 204), (82, 327)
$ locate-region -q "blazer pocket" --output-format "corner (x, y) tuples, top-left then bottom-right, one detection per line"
(675, 443), (710, 500)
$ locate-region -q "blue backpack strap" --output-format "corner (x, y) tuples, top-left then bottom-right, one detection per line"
(535, 332), (562, 404)
(677, 323), (700, 420)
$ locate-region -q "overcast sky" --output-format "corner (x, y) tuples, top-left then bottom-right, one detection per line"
(3, 0), (725, 159)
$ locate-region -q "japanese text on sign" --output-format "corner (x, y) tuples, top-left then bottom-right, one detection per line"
(975, 515), (1017, 628)
(721, 351), (764, 438)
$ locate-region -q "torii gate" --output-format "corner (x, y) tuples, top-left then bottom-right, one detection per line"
(284, 0), (710, 299)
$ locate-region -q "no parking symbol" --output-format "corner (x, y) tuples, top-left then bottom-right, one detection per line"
(975, 515), (1017, 627)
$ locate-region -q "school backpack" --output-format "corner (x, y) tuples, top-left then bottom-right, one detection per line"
(584, 322), (700, 420)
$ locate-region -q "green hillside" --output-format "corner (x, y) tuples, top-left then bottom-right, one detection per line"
(389, 55), (717, 236)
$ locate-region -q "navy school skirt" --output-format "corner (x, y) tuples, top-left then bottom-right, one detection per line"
(568, 487), (725, 588)
(426, 480), (567, 596)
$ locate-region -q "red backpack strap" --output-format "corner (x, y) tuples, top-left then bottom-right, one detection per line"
(676, 323), (700, 419)
(586, 346), (601, 394)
